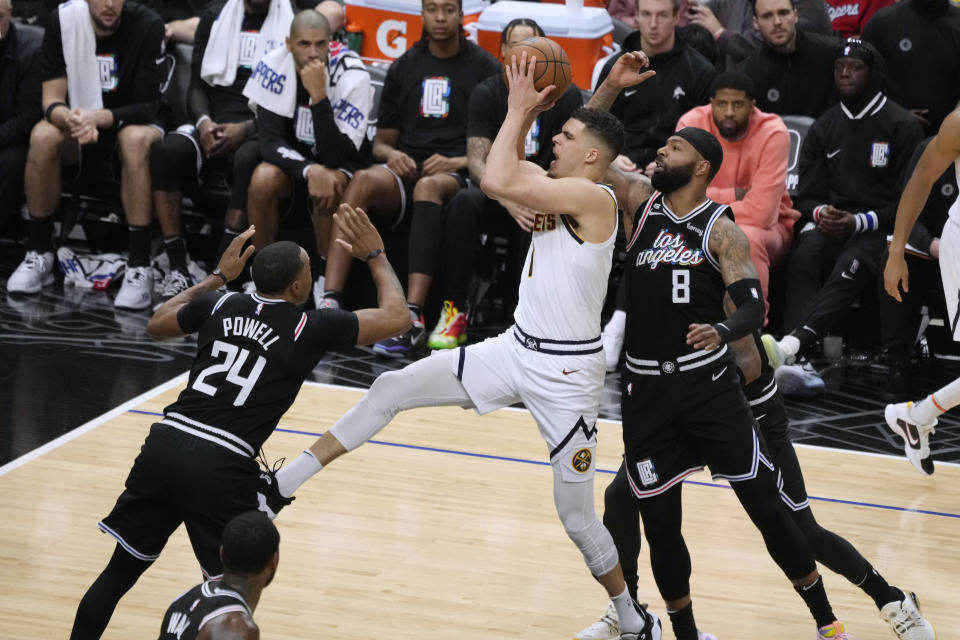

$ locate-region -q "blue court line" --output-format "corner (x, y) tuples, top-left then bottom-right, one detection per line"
(126, 410), (960, 520)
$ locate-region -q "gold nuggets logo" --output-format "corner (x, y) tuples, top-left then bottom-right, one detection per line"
(571, 448), (593, 473)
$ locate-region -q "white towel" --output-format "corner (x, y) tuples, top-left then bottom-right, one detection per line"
(242, 45), (297, 118)
(200, 0), (293, 87)
(59, 0), (103, 110)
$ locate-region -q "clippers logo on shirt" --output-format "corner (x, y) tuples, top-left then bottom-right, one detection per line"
(238, 30), (260, 68)
(870, 142), (890, 168)
(635, 229), (705, 269)
(524, 119), (540, 157)
(97, 54), (118, 92)
(421, 76), (450, 118)
(295, 105), (314, 145)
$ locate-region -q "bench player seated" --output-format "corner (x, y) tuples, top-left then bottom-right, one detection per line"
(244, 9), (372, 277)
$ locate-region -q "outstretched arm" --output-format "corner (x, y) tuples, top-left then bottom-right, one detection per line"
(686, 216), (764, 351)
(885, 111), (960, 301)
(587, 51), (655, 112)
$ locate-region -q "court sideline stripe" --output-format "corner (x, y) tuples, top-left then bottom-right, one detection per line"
(0, 373), (190, 478)
(122, 409), (960, 520)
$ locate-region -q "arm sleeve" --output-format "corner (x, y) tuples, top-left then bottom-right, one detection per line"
(727, 125), (791, 229)
(306, 309), (360, 347)
(794, 122), (829, 224)
(312, 64), (372, 164)
(188, 11), (215, 123)
(176, 292), (225, 333)
(258, 106), (312, 178)
(109, 16), (164, 125)
(0, 43), (42, 146)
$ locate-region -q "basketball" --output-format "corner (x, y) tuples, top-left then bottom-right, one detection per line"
(503, 37), (572, 104)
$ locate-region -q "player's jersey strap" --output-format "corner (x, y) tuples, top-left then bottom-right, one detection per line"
(159, 411), (257, 457)
(512, 323), (602, 356)
(624, 344), (728, 376)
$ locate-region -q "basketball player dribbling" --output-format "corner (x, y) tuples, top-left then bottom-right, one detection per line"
(884, 106), (960, 475)
(269, 52), (662, 639)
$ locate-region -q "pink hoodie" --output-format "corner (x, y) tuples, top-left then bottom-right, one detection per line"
(676, 105), (800, 231)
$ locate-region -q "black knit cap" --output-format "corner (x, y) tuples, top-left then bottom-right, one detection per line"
(673, 126), (723, 175)
(836, 37), (874, 66)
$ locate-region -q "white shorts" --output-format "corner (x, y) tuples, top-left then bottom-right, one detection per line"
(442, 326), (606, 482)
(941, 217), (960, 341)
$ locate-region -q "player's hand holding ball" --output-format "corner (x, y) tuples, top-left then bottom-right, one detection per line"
(334, 203), (385, 261)
(504, 37), (573, 113)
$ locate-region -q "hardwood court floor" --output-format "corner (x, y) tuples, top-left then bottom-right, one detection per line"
(1, 379), (957, 640)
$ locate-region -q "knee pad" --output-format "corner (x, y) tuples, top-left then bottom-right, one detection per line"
(563, 514), (620, 576)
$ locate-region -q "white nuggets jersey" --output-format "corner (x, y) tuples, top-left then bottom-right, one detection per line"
(514, 184), (618, 341)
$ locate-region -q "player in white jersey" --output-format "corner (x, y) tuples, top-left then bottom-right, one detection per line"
(884, 107), (960, 474)
(265, 52), (662, 639)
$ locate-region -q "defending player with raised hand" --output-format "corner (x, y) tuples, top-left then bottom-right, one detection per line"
(883, 108), (960, 474)
(69, 212), (409, 640)
(269, 49), (663, 640)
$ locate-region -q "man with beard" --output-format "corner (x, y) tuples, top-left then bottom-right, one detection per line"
(316, 0), (499, 360)
(158, 512), (280, 640)
(8, 0), (164, 309)
(738, 0), (839, 118)
(676, 70), (800, 319)
(763, 39), (924, 395)
(862, 0), (960, 136)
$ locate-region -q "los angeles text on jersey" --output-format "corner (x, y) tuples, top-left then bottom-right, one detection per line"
(222, 316), (280, 350)
(635, 229), (705, 269)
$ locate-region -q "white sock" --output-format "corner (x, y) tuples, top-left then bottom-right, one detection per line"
(276, 450), (323, 497)
(611, 585), (643, 632)
(910, 375), (960, 425)
(780, 334), (801, 359)
(604, 309), (627, 336)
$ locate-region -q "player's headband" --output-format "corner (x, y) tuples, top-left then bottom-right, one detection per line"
(673, 126), (723, 173)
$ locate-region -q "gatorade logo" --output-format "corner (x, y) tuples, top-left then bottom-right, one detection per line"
(377, 19), (407, 58)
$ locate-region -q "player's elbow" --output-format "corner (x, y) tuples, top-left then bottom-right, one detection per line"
(480, 173), (506, 200)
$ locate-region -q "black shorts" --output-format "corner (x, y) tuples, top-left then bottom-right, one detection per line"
(64, 124), (165, 187)
(382, 164), (469, 230)
(621, 352), (770, 499)
(98, 423), (259, 578)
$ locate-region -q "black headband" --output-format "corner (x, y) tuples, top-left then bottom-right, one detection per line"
(673, 127), (723, 174)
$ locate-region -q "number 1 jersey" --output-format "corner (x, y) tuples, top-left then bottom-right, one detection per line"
(163, 291), (358, 455)
(623, 192), (730, 360)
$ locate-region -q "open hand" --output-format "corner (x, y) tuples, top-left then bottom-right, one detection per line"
(504, 51), (556, 115)
(334, 203), (385, 260)
(216, 225), (256, 281)
(605, 51), (656, 89)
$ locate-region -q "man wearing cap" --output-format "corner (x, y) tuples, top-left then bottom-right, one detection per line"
(763, 38), (923, 395)
(591, 94), (853, 636)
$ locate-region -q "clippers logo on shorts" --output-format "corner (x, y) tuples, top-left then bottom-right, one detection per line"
(97, 54), (118, 92)
(524, 119), (540, 157)
(870, 142), (890, 168)
(421, 76), (450, 118)
(238, 30), (260, 68)
(571, 448), (592, 473)
(636, 459), (658, 487)
(295, 105), (315, 145)
(635, 229), (705, 269)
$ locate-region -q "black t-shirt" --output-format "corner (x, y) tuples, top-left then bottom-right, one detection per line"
(191, 4), (267, 124)
(167, 291), (358, 454)
(40, 1), (164, 126)
(378, 40), (500, 164)
(467, 74), (583, 170)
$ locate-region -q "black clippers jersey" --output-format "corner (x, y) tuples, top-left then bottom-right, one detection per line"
(623, 192), (731, 361)
(164, 291), (358, 456)
(159, 580), (251, 640)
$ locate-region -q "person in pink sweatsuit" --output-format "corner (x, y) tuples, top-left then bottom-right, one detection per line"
(676, 69), (799, 320)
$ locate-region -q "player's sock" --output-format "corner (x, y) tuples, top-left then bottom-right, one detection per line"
(127, 225), (152, 268)
(163, 235), (189, 275)
(666, 602), (698, 640)
(610, 585), (644, 632)
(856, 567), (903, 610)
(794, 575), (835, 628)
(26, 214), (55, 252)
(276, 450), (323, 497)
(779, 334), (801, 360)
(910, 375), (960, 425)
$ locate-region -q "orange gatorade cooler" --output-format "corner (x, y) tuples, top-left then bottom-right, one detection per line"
(344, 0), (489, 61)
(475, 0), (614, 89)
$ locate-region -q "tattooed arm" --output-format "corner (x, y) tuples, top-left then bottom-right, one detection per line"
(467, 136), (493, 185)
(603, 164), (653, 239)
(686, 215), (765, 351)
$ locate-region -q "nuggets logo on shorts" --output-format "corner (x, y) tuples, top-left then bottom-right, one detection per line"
(571, 448), (592, 473)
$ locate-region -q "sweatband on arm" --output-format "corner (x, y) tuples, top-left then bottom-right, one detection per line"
(712, 278), (765, 344)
